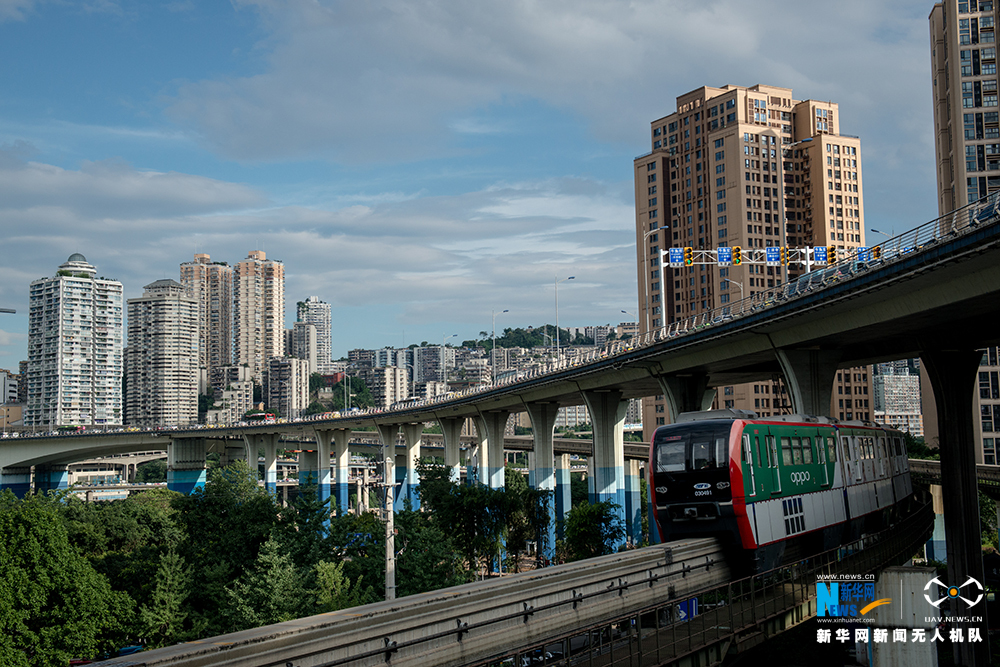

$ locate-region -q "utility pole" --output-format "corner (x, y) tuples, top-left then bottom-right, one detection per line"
(383, 433), (396, 601)
(0, 309), (14, 314)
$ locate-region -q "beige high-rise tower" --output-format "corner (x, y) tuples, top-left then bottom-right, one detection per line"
(634, 84), (872, 440)
(126, 279), (198, 427)
(234, 250), (285, 383)
(929, 0), (1000, 464)
(180, 253), (233, 393)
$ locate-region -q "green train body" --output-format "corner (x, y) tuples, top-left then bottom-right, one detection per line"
(649, 409), (913, 573)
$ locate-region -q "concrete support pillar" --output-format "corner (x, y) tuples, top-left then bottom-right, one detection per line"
(582, 389), (627, 551)
(261, 434), (281, 494)
(401, 423), (424, 510)
(311, 429), (335, 507)
(474, 410), (510, 489)
(376, 423), (401, 511)
(437, 416), (465, 483)
(774, 348), (841, 416)
(654, 373), (716, 423)
(167, 438), (207, 494)
(555, 453), (572, 538)
(524, 401), (559, 561)
(326, 429), (350, 515)
(922, 349), (988, 667)
(0, 466), (32, 498)
(299, 449), (319, 489)
(35, 464), (69, 494)
(625, 458), (642, 545)
(220, 440), (250, 467)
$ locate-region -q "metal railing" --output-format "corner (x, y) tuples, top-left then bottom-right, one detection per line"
(480, 498), (934, 667)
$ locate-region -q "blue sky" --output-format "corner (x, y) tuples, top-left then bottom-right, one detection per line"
(0, 0), (938, 372)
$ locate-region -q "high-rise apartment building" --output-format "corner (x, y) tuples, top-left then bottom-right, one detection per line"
(930, 1), (1000, 464)
(179, 253), (233, 393)
(362, 366), (410, 408)
(0, 369), (18, 404)
(234, 250), (285, 383)
(291, 321), (318, 374)
(125, 280), (198, 427)
(635, 84), (871, 439)
(26, 254), (124, 426)
(296, 296), (332, 372)
(265, 357), (309, 420)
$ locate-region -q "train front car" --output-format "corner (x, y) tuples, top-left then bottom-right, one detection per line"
(649, 410), (747, 559)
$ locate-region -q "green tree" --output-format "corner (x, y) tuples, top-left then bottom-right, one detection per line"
(224, 538), (308, 632)
(273, 484), (332, 568)
(172, 460), (279, 636)
(395, 508), (469, 596)
(139, 549), (191, 648)
(502, 465), (552, 572)
(0, 491), (133, 666)
(303, 400), (329, 417)
(135, 458), (167, 483)
(312, 560), (375, 612)
(563, 500), (625, 561)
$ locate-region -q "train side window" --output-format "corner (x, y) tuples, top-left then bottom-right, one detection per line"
(826, 436), (837, 462)
(841, 436), (852, 460)
(755, 436), (764, 467)
(741, 434), (752, 463)
(802, 436), (814, 464)
(791, 437), (804, 465)
(781, 437), (794, 465)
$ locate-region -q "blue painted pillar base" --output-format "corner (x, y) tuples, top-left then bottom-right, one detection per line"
(299, 449), (323, 504)
(36, 465), (69, 494)
(331, 429), (351, 515)
(1, 466), (32, 498)
(393, 463), (408, 512)
(335, 469), (350, 515)
(167, 468), (207, 495)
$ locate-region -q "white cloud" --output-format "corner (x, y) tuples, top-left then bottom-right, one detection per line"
(0, 0), (36, 22)
(0, 154), (636, 352)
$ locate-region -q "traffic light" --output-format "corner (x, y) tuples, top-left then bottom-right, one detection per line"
(732, 246), (742, 265)
(684, 247), (694, 266)
(872, 245), (882, 261)
(827, 245), (838, 264)
(779, 246), (787, 265)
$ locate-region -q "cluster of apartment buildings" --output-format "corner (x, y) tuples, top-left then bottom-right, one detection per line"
(6, 250), (336, 429)
(4, 1), (999, 461)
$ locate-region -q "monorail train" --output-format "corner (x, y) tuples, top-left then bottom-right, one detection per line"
(649, 409), (913, 573)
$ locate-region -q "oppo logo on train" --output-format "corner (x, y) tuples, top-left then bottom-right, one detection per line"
(790, 471), (811, 485)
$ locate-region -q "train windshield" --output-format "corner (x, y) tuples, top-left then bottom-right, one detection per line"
(653, 423), (731, 473)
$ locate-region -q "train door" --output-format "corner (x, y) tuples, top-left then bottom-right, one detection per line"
(741, 434), (756, 498)
(817, 433), (830, 486)
(767, 435), (781, 493)
(877, 437), (888, 477)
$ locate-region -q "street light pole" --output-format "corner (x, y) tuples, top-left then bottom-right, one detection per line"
(640, 226), (669, 334)
(491, 309), (508, 384)
(554, 276), (575, 362)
